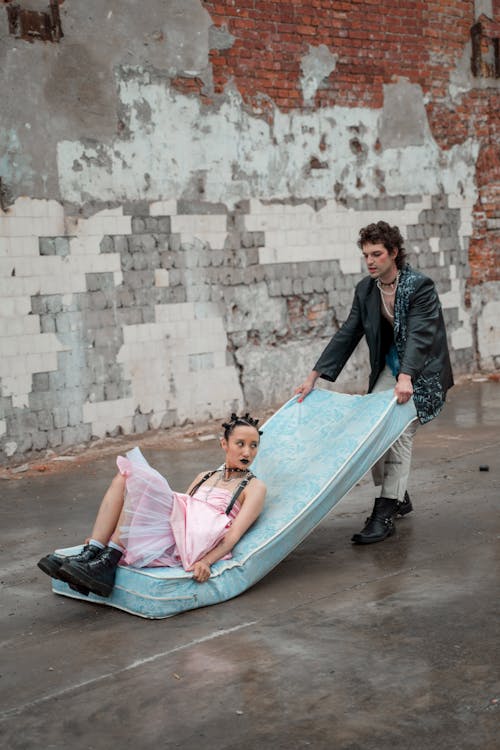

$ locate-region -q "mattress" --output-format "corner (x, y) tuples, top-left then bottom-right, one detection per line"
(51, 388), (417, 618)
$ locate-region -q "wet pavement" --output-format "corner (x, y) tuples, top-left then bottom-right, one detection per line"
(0, 379), (499, 750)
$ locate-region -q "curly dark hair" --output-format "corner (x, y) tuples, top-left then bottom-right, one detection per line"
(357, 221), (407, 269)
(222, 412), (262, 440)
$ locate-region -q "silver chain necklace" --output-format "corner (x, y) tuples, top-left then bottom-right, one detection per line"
(204, 467), (248, 499)
(376, 271), (400, 319)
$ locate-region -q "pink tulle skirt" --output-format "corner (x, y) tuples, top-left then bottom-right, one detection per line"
(117, 448), (239, 570)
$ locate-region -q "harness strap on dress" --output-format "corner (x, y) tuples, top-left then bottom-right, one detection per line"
(225, 473), (255, 515)
(189, 469), (255, 514)
(188, 470), (218, 497)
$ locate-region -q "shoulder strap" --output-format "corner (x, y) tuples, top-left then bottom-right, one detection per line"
(225, 472), (255, 515)
(188, 470), (218, 497)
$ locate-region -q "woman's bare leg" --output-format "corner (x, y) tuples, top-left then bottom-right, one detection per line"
(89, 473), (127, 545)
(109, 507), (127, 547)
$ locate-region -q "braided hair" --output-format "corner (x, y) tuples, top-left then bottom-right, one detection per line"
(221, 412), (263, 440)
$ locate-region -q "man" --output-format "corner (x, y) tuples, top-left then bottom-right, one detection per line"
(295, 221), (453, 544)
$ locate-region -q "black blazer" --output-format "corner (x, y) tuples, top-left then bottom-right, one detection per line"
(314, 265), (454, 423)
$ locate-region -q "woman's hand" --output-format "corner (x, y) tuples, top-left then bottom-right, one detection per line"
(192, 560), (211, 583)
(188, 478), (267, 579)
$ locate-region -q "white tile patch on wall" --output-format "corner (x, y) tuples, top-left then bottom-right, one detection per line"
(0, 198), (129, 409)
(117, 301), (243, 428)
(154, 268), (170, 287)
(247, 197), (432, 273)
(448, 194), (476, 251)
(149, 200), (178, 217)
(477, 299), (500, 368)
(0, 192), (481, 455)
(170, 214), (228, 249)
(82, 398), (136, 441)
(439, 271), (473, 350)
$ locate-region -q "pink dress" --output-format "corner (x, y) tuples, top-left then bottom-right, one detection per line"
(117, 448), (240, 570)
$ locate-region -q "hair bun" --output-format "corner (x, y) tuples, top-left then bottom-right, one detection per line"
(222, 412), (263, 436)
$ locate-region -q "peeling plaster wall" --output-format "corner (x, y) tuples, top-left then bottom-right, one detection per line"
(0, 0), (214, 198)
(56, 73), (479, 206)
(0, 1), (498, 463)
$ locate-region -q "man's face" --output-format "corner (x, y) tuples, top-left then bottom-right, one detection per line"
(361, 242), (398, 283)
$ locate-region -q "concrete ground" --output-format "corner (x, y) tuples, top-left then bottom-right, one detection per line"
(0, 379), (499, 750)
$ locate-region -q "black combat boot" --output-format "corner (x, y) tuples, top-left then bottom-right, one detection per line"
(59, 546), (123, 598)
(37, 543), (102, 580)
(351, 497), (399, 544)
(395, 490), (413, 517)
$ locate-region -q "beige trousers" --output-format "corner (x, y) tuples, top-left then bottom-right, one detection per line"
(371, 366), (418, 501)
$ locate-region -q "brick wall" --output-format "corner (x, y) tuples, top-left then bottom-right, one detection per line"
(199, 1), (499, 287)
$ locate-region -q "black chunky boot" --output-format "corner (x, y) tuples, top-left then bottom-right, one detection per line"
(59, 546), (123, 598)
(351, 497), (399, 544)
(37, 543), (102, 581)
(395, 490), (413, 517)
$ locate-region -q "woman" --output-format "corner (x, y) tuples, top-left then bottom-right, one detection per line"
(37, 413), (266, 597)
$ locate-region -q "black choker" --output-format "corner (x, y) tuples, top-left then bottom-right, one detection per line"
(379, 277), (398, 287)
(220, 465), (249, 484)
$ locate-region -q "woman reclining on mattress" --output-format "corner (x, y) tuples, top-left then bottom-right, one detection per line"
(37, 413), (266, 598)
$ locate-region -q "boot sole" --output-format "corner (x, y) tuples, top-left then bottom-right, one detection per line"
(59, 563), (113, 598)
(351, 525), (396, 545)
(67, 582), (91, 596)
(37, 557), (63, 579)
(39, 559), (90, 596)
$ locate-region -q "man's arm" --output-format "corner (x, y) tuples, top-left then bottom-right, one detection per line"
(295, 290), (366, 401)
